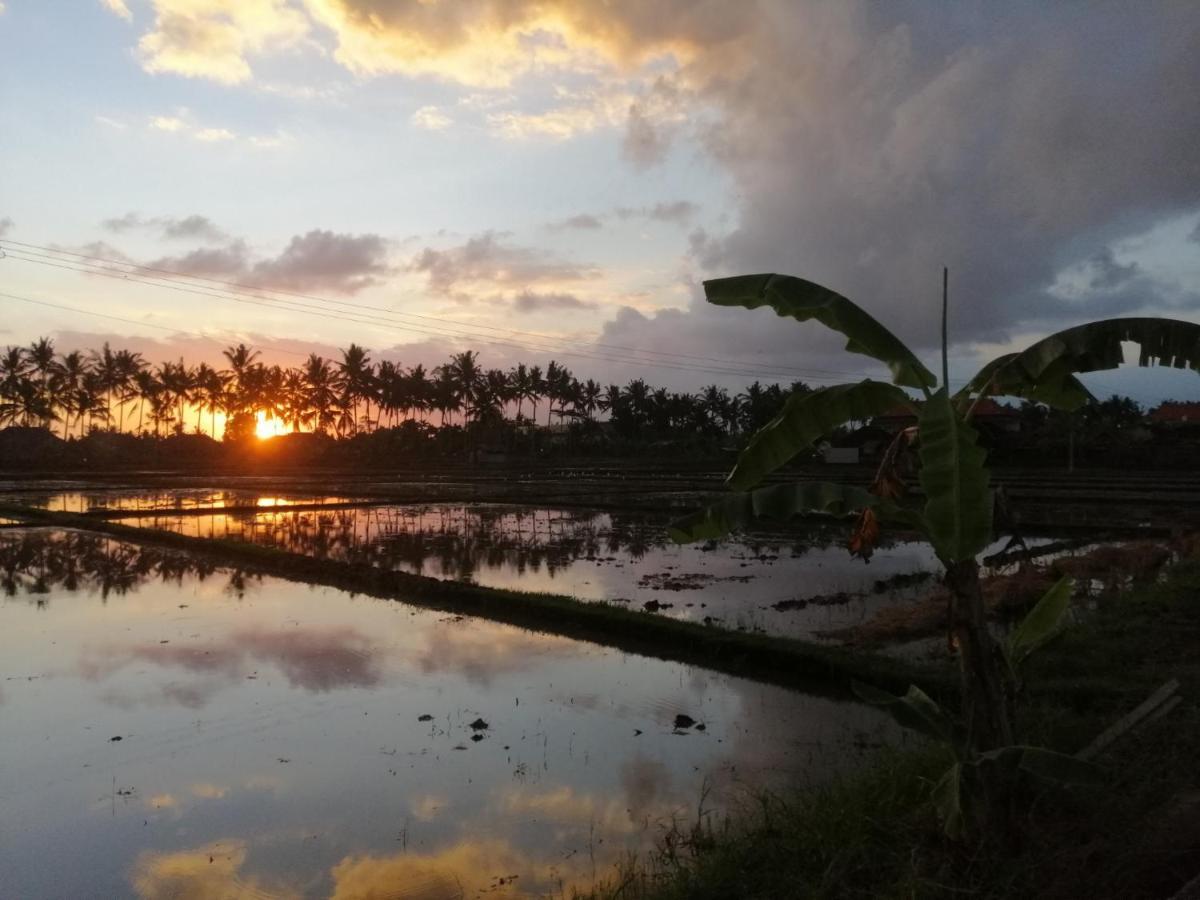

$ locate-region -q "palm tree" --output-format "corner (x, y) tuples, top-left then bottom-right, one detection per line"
(26, 338), (56, 428)
(528, 365), (545, 425)
(303, 354), (339, 435)
(114, 349), (146, 432)
(578, 379), (601, 422)
(132, 369), (160, 435)
(222, 343), (261, 421)
(157, 360), (195, 434)
(193, 363), (225, 437)
(404, 364), (430, 424)
(56, 350), (90, 439)
(89, 343), (122, 430)
(281, 368), (309, 433)
(443, 350), (482, 423)
(336, 343), (373, 434)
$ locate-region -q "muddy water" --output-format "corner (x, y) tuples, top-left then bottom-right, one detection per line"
(0, 487), (353, 513)
(0, 530), (894, 899)
(124, 503), (974, 639)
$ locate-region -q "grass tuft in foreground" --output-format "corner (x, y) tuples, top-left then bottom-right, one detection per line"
(587, 561), (1200, 900)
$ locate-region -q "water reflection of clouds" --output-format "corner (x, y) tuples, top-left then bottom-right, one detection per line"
(80, 625), (383, 707)
(131, 839), (301, 900)
(413, 622), (581, 686)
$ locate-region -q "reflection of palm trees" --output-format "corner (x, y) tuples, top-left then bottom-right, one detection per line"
(0, 530), (256, 599)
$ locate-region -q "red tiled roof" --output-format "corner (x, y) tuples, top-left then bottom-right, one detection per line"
(874, 398), (1017, 420)
(1149, 402), (1200, 423)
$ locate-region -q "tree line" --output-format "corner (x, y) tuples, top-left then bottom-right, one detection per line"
(0, 337), (808, 442)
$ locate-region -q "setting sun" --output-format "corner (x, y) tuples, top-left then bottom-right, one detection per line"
(254, 411), (288, 440)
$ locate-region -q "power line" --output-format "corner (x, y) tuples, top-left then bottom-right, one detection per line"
(3, 248), (874, 383)
(0, 290), (309, 359)
(1, 238), (877, 381)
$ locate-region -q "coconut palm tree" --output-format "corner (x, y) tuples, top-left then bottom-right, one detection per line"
(336, 344), (373, 434)
(443, 350), (482, 423)
(302, 354), (339, 435)
(193, 363), (225, 437)
(55, 350), (90, 439)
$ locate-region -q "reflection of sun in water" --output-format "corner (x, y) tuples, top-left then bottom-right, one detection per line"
(255, 411), (288, 440)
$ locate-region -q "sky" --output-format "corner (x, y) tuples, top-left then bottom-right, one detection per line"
(1, 1), (1200, 404)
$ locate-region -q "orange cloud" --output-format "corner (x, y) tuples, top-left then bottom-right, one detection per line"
(137, 0), (309, 85)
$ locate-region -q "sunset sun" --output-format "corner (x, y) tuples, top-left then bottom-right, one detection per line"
(254, 411), (287, 440)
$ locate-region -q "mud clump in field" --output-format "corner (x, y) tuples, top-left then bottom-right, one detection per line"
(638, 572), (755, 591)
(823, 567), (1057, 647)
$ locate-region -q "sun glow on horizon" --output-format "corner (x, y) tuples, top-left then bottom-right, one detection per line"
(254, 411), (288, 440)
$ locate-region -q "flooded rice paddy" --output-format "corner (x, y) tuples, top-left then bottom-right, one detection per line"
(0, 529), (893, 899)
(122, 503), (1042, 639)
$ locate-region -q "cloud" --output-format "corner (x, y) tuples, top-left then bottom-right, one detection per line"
(548, 213), (604, 231)
(410, 231), (598, 295)
(411, 105), (453, 130)
(511, 290), (595, 313)
(103, 212), (228, 242)
(147, 240), (252, 278)
(194, 126), (236, 142)
(136, 0), (309, 85)
(616, 200), (698, 225)
(99, 0), (131, 21)
(252, 230), (391, 293)
(144, 229), (391, 294)
(622, 102), (670, 168)
(149, 115), (186, 132)
(1087, 248), (1140, 291)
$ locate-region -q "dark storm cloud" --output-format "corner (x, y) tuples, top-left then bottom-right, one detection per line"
(1087, 248), (1140, 292)
(607, 1), (1200, 362)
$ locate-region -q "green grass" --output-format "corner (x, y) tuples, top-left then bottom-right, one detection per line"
(588, 561), (1200, 900)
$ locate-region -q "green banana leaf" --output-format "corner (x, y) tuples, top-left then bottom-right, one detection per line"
(960, 317), (1200, 411)
(955, 354), (1093, 411)
(725, 380), (916, 491)
(704, 274), (937, 390)
(668, 481), (925, 543)
(1008, 576), (1074, 669)
(931, 763), (965, 839)
(917, 389), (993, 563)
(852, 681), (958, 744)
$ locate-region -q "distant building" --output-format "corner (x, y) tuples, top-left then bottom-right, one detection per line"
(1149, 401), (1200, 426)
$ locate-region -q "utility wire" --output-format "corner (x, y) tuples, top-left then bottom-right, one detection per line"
(2, 248), (873, 383)
(1, 238), (877, 381)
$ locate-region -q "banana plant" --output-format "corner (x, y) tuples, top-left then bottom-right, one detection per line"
(672, 272), (1200, 753)
(854, 575), (1093, 838)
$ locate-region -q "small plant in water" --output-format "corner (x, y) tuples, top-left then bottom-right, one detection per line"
(672, 269), (1200, 833)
